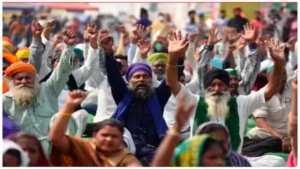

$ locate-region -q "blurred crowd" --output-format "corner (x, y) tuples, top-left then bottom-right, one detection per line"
(2, 3), (298, 167)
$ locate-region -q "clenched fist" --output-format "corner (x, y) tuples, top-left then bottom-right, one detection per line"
(63, 29), (77, 46)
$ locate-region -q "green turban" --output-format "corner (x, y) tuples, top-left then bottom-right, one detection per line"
(148, 53), (167, 66)
(225, 68), (238, 77)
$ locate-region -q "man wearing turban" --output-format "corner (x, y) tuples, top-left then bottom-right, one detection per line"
(148, 53), (168, 81)
(2, 29), (79, 154)
(166, 30), (287, 152)
(100, 34), (172, 163)
(3, 52), (21, 93)
(16, 47), (30, 62)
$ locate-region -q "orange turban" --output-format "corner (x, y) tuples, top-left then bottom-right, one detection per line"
(5, 62), (37, 79)
(3, 53), (20, 64)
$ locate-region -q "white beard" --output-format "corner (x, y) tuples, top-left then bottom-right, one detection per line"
(7, 80), (40, 109)
(204, 90), (231, 120)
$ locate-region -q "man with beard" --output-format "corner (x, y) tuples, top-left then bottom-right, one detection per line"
(198, 24), (260, 96)
(101, 34), (171, 164)
(3, 29), (78, 153)
(166, 29), (287, 152)
(148, 53), (167, 81)
(227, 7), (249, 33)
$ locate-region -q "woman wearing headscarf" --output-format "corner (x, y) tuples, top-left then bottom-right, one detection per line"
(3, 139), (29, 167)
(152, 95), (226, 167)
(196, 122), (251, 166)
(9, 132), (52, 166)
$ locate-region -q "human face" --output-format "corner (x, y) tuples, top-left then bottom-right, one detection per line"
(130, 71), (152, 89)
(116, 59), (128, 76)
(93, 125), (123, 155)
(220, 12), (226, 18)
(3, 153), (20, 166)
(233, 9), (241, 16)
(13, 72), (35, 87)
(21, 58), (29, 63)
(152, 60), (166, 80)
(207, 79), (228, 93)
(15, 138), (39, 166)
(201, 143), (225, 166)
(228, 75), (239, 94)
(209, 130), (229, 151)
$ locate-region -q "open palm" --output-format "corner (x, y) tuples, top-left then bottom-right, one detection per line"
(175, 94), (195, 128)
(168, 30), (189, 57)
(138, 39), (151, 57)
(239, 23), (256, 43)
(267, 38), (286, 64)
(207, 27), (222, 46)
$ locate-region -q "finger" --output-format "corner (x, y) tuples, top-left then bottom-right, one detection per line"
(184, 33), (189, 41)
(243, 24), (247, 31)
(177, 30), (182, 41)
(167, 34), (172, 42)
(183, 41), (190, 50)
(215, 30), (219, 37)
(216, 38), (223, 44)
(276, 39), (280, 48)
(173, 31), (177, 40)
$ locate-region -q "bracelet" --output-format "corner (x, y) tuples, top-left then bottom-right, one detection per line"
(167, 128), (181, 137)
(167, 64), (185, 68)
(60, 112), (72, 117)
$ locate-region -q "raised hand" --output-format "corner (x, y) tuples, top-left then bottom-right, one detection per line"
(239, 23), (256, 44)
(189, 32), (199, 43)
(31, 20), (43, 39)
(267, 38), (286, 65)
(168, 30), (189, 57)
(98, 29), (109, 44)
(237, 37), (246, 51)
(63, 29), (77, 46)
(138, 39), (151, 58)
(136, 24), (149, 39)
(174, 94), (195, 131)
(292, 70), (297, 91)
(86, 23), (98, 49)
(207, 27), (222, 46)
(65, 90), (88, 109)
(45, 19), (56, 31)
(99, 35), (114, 55)
(116, 25), (127, 34)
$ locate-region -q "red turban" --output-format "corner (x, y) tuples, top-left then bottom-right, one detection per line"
(5, 62), (37, 79)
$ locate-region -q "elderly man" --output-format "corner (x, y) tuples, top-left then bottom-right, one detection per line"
(249, 67), (293, 153)
(198, 24), (260, 96)
(148, 53), (168, 81)
(166, 29), (287, 152)
(100, 34), (173, 164)
(3, 29), (77, 153)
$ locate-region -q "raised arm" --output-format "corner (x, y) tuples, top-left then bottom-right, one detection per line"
(289, 73), (298, 164)
(72, 23), (99, 87)
(197, 27), (223, 94)
(28, 20), (45, 74)
(166, 30), (189, 96)
(102, 35), (128, 104)
(44, 29), (76, 97)
(50, 90), (87, 154)
(152, 95), (195, 166)
(238, 23), (261, 95)
(264, 39), (286, 101)
(185, 33), (198, 70)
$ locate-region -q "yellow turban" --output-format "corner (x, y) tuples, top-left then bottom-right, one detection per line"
(3, 37), (13, 45)
(3, 41), (14, 53)
(148, 53), (167, 66)
(16, 47), (30, 59)
(5, 62), (37, 79)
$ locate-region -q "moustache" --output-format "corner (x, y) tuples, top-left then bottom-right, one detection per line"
(209, 92), (224, 96)
(17, 84), (34, 89)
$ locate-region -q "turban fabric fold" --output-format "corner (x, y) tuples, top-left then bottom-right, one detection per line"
(3, 37), (13, 45)
(16, 47), (30, 59)
(225, 68), (238, 77)
(125, 63), (152, 81)
(3, 53), (21, 65)
(204, 69), (230, 89)
(5, 62), (37, 79)
(148, 53), (167, 66)
(3, 41), (14, 53)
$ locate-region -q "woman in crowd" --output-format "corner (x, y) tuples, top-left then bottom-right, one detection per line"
(196, 122), (251, 166)
(3, 139), (29, 167)
(9, 132), (52, 166)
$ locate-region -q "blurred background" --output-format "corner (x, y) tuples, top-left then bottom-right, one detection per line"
(3, 2), (298, 47)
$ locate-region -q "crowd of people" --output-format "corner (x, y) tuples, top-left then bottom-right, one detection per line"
(2, 4), (298, 167)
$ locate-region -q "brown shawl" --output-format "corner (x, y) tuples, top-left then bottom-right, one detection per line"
(50, 135), (134, 167)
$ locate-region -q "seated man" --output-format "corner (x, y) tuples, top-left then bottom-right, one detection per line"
(102, 34), (176, 164)
(249, 67), (293, 153)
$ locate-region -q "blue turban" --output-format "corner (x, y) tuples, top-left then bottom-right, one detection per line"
(126, 63), (152, 81)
